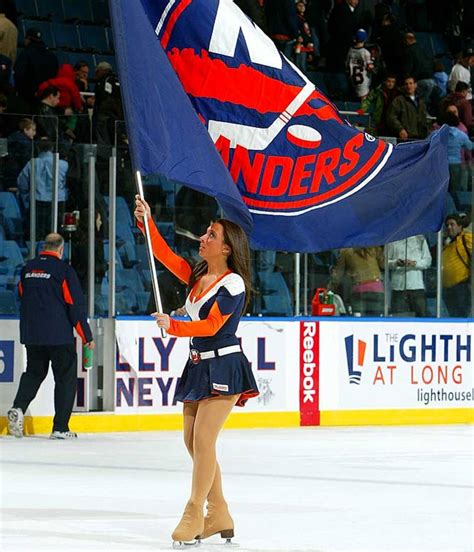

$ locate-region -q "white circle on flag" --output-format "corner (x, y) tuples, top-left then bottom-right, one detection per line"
(286, 125), (322, 149)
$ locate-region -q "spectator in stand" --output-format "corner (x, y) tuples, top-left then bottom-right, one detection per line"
(360, 73), (399, 135)
(0, 11), (17, 63)
(386, 76), (429, 140)
(305, 0), (330, 64)
(74, 61), (90, 93)
(234, 0), (268, 34)
(433, 61), (448, 99)
(327, 246), (385, 316)
(448, 49), (474, 100)
(17, 140), (68, 237)
(442, 214), (472, 317)
(401, 32), (435, 110)
(294, 1), (317, 72)
(4, 118), (36, 190)
(93, 61), (123, 145)
(14, 28), (58, 110)
(438, 104), (469, 134)
(37, 64), (84, 141)
(445, 110), (472, 201)
(346, 28), (373, 100)
(36, 85), (60, 142)
(265, 0), (299, 59)
(72, 209), (106, 294)
(326, 0), (362, 74)
(375, 13), (404, 81)
(387, 235), (431, 317)
(440, 82), (472, 134)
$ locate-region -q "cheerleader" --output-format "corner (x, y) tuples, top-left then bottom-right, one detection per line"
(134, 196), (259, 547)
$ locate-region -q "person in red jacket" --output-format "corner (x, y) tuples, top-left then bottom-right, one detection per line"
(37, 64), (83, 139)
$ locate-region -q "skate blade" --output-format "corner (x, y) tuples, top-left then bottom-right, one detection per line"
(197, 539), (239, 549)
(172, 539), (200, 548)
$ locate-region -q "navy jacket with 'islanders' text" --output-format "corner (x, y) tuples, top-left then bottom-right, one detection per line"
(19, 251), (92, 346)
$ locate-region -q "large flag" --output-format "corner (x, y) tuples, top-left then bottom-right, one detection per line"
(110, 0), (450, 253)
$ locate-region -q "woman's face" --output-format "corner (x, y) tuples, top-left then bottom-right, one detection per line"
(199, 222), (229, 262)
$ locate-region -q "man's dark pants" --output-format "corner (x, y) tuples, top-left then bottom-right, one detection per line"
(444, 281), (471, 318)
(13, 344), (77, 432)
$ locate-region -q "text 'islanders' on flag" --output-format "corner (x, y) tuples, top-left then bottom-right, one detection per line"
(110, 0), (450, 253)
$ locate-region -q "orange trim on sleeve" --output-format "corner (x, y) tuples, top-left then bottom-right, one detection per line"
(62, 279), (74, 304)
(75, 321), (87, 344)
(167, 301), (231, 337)
(18, 281), (23, 297)
(138, 219), (192, 284)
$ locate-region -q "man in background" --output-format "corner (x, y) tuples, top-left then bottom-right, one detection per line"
(7, 233), (94, 440)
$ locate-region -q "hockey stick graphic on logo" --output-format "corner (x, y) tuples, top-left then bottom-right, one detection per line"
(207, 80), (316, 150)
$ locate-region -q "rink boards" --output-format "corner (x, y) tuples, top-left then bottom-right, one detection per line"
(0, 317), (473, 434)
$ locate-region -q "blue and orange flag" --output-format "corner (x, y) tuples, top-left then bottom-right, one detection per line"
(110, 0), (449, 252)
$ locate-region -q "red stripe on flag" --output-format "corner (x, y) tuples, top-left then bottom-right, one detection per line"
(160, 0), (193, 49)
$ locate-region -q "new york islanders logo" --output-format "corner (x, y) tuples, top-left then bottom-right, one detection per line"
(150, 0), (393, 215)
(344, 335), (367, 385)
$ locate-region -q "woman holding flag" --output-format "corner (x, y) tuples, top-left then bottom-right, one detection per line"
(134, 196), (259, 547)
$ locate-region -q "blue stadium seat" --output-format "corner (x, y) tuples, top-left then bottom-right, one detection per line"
(52, 23), (81, 50)
(105, 27), (114, 52)
(91, 0), (110, 25)
(454, 191), (471, 210)
(104, 196), (133, 227)
(258, 272), (293, 316)
(78, 25), (109, 53)
(0, 290), (18, 315)
(103, 240), (124, 269)
(0, 192), (23, 240)
(115, 288), (138, 315)
(136, 291), (151, 313)
(35, 0), (63, 21)
(116, 268), (145, 292)
(0, 241), (24, 280)
(62, 0), (93, 23)
(415, 32), (434, 56)
(16, 0), (38, 18)
(21, 19), (55, 48)
(431, 33), (448, 56)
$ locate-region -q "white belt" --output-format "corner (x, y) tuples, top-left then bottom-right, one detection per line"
(189, 345), (241, 363)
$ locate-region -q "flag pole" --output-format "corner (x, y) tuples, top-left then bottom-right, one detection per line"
(135, 170), (167, 339)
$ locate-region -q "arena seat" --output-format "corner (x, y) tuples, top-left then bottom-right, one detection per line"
(15, 0), (38, 19)
(78, 25), (109, 53)
(34, 0), (63, 21)
(0, 290), (18, 315)
(258, 271), (293, 316)
(62, 0), (93, 24)
(52, 23), (81, 50)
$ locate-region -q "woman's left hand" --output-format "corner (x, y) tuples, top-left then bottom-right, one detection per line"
(152, 312), (170, 331)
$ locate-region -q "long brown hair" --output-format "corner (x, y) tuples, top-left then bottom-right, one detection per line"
(189, 219), (252, 313)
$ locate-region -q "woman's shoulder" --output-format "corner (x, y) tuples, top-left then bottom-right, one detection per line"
(220, 272), (245, 296)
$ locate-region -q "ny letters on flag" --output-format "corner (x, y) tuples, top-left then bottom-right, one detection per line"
(111, 0), (450, 253)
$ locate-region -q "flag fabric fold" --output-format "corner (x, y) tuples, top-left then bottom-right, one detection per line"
(110, 0), (450, 253)
(110, 0), (253, 236)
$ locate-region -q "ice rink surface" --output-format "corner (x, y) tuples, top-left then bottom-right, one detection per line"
(0, 425), (472, 552)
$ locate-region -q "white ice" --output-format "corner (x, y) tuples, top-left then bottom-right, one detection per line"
(0, 425), (472, 552)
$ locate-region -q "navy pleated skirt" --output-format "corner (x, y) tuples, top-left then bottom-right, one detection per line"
(175, 352), (259, 407)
